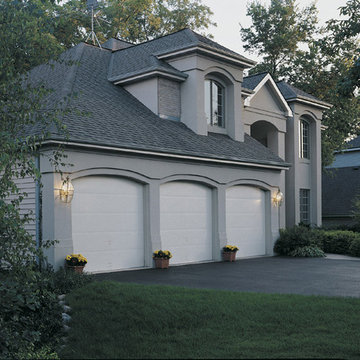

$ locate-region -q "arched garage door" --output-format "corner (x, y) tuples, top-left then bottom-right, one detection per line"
(71, 176), (144, 273)
(160, 182), (213, 265)
(226, 186), (266, 258)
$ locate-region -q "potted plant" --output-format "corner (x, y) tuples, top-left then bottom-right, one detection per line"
(222, 245), (239, 262)
(153, 250), (172, 269)
(65, 253), (88, 273)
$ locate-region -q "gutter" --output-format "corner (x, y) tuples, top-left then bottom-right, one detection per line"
(41, 140), (290, 171)
(285, 96), (332, 110)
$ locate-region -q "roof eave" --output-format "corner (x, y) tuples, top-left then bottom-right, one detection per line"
(110, 69), (188, 85)
(41, 139), (290, 170)
(241, 87), (255, 97)
(286, 96), (332, 110)
(156, 45), (256, 69)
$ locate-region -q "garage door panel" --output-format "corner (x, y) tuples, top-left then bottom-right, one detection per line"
(160, 182), (212, 265)
(161, 213), (209, 231)
(226, 186), (266, 258)
(72, 214), (140, 233)
(72, 176), (144, 272)
(161, 198), (209, 213)
(73, 194), (140, 214)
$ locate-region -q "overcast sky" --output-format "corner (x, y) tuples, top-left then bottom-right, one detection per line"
(202, 0), (348, 60)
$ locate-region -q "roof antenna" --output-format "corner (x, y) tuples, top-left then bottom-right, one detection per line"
(85, 0), (102, 48)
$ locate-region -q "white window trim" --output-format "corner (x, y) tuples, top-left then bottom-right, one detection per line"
(299, 119), (310, 160)
(205, 78), (226, 129)
(299, 188), (311, 225)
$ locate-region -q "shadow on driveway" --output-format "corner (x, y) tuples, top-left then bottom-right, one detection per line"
(94, 256), (360, 297)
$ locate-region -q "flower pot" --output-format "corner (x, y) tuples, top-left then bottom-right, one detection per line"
(66, 265), (85, 274)
(154, 258), (170, 269)
(222, 251), (237, 262)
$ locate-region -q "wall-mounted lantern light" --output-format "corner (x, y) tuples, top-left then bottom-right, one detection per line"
(272, 189), (284, 207)
(59, 178), (74, 203)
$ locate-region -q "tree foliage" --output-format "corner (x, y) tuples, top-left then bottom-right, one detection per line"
(57, 0), (215, 45)
(240, 0), (318, 80)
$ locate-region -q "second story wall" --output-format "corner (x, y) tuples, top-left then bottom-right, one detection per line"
(168, 54), (244, 141)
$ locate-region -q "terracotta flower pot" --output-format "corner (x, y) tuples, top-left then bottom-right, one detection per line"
(66, 264), (85, 273)
(154, 258), (170, 269)
(222, 251), (237, 262)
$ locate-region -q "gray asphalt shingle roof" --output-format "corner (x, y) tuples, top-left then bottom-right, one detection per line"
(242, 72), (268, 91)
(242, 73), (330, 109)
(28, 36), (288, 168)
(109, 29), (255, 82)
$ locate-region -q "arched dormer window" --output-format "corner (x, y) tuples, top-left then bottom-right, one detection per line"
(300, 118), (310, 159)
(204, 79), (225, 128)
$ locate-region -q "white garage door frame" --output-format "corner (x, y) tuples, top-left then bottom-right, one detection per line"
(160, 181), (214, 265)
(226, 185), (271, 258)
(71, 175), (146, 273)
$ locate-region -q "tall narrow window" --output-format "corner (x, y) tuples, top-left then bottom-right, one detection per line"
(299, 189), (310, 225)
(300, 119), (310, 159)
(205, 79), (225, 128)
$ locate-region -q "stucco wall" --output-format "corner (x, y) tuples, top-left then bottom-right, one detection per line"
(285, 103), (323, 227)
(40, 147), (286, 270)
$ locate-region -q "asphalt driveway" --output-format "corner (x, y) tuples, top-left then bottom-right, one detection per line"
(94, 256), (360, 297)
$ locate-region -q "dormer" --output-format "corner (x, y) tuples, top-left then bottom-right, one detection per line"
(107, 29), (255, 141)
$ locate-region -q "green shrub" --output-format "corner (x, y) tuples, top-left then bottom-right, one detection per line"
(17, 345), (59, 360)
(50, 267), (93, 295)
(289, 246), (326, 257)
(0, 271), (63, 358)
(349, 238), (360, 257)
(321, 230), (360, 254)
(274, 225), (321, 255)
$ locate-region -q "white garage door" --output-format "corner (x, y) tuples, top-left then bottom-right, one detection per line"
(226, 186), (266, 258)
(160, 182), (212, 265)
(72, 176), (144, 273)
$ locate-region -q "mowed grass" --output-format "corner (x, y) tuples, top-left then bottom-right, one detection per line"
(60, 281), (360, 359)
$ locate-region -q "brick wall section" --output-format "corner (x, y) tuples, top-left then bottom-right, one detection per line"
(158, 78), (181, 120)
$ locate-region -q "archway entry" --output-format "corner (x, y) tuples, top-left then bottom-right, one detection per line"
(250, 121), (279, 156)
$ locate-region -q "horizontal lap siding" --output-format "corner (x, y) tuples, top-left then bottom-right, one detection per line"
(9, 176), (37, 238)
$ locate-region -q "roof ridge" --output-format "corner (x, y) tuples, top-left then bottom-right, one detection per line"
(111, 28), (191, 53)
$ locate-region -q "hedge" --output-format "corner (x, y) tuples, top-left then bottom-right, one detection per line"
(274, 227), (360, 257)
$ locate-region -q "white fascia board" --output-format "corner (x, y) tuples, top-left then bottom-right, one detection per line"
(244, 74), (293, 117)
(42, 140), (290, 170)
(113, 70), (186, 85)
(157, 46), (256, 69)
(286, 96), (332, 110)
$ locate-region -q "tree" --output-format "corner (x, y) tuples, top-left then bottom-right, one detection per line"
(58, 0), (215, 44)
(240, 0), (318, 80)
(0, 1), (71, 356)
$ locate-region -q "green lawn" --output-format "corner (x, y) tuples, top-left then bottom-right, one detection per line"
(60, 281), (360, 359)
